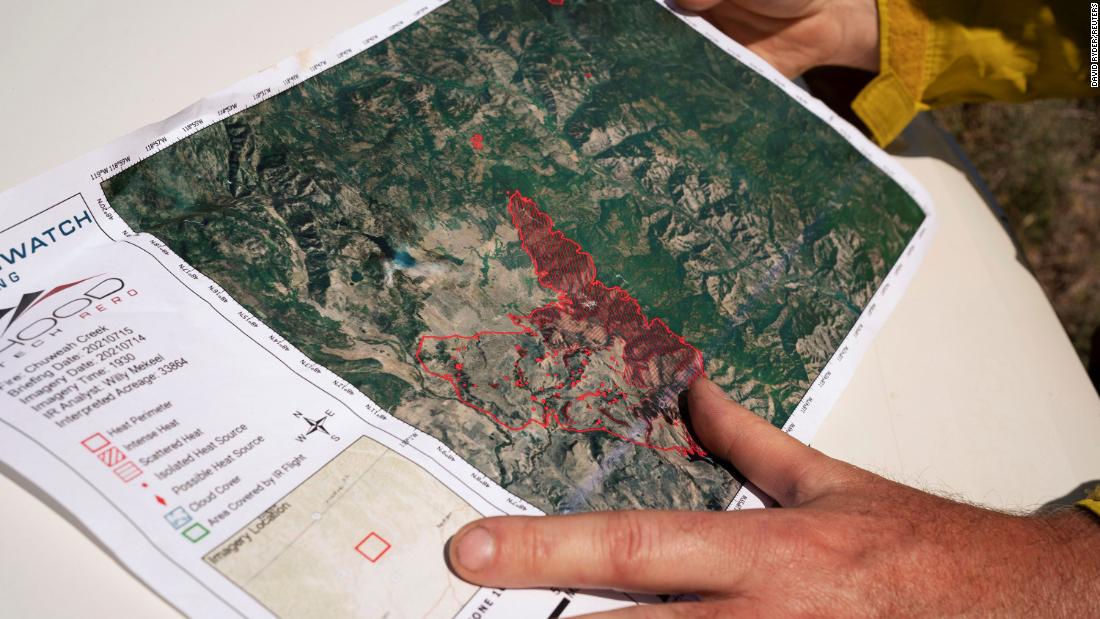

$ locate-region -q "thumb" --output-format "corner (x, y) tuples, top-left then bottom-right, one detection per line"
(688, 378), (841, 506)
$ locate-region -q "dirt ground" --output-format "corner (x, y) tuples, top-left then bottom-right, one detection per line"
(932, 99), (1100, 391)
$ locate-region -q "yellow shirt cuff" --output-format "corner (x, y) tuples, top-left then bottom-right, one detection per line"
(1078, 499), (1100, 518)
(1079, 485), (1100, 518)
(852, 0), (1097, 147)
(852, 0), (929, 146)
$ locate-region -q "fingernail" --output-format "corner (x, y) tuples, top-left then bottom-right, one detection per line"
(455, 526), (495, 572)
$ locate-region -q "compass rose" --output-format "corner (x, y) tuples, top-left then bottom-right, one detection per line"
(303, 416), (330, 436)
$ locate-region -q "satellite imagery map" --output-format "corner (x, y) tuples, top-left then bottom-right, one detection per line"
(102, 0), (925, 513)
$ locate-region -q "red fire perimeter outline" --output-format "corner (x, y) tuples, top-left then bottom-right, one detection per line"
(416, 191), (706, 457)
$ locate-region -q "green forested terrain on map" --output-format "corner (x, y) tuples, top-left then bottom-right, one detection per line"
(103, 0), (924, 512)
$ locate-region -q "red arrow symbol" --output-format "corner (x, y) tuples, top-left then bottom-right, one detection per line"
(156, 495), (167, 506)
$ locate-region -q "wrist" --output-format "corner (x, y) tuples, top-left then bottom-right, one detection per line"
(823, 0), (880, 73)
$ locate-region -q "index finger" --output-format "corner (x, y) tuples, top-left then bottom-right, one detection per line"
(688, 378), (846, 506)
(446, 510), (765, 594)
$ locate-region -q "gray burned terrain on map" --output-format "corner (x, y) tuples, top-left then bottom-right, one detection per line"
(103, 0), (925, 512)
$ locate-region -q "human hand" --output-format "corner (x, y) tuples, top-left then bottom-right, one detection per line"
(446, 378), (1100, 616)
(677, 0), (880, 78)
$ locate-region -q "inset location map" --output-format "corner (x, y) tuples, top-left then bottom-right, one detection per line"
(102, 0), (925, 513)
(206, 436), (479, 618)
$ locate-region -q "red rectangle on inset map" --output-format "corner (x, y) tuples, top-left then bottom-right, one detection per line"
(354, 532), (391, 563)
(98, 447), (126, 467)
(81, 433), (110, 453)
(113, 461), (142, 482)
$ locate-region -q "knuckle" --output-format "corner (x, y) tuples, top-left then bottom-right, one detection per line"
(780, 458), (821, 506)
(772, 516), (855, 570)
(512, 519), (553, 573)
(783, 450), (846, 506)
(716, 418), (754, 461)
(769, 530), (822, 571)
(601, 511), (656, 579)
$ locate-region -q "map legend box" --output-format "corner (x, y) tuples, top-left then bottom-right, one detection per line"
(113, 461), (142, 482)
(355, 532), (391, 563)
(182, 523), (210, 543)
(165, 507), (192, 530)
(80, 433), (110, 453)
(98, 447), (126, 467)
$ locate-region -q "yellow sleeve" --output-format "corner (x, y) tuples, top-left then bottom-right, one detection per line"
(852, 0), (1097, 146)
(1079, 485), (1100, 518)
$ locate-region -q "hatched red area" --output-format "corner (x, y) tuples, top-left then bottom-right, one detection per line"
(416, 191), (706, 456)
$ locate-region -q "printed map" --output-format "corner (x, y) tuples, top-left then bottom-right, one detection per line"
(102, 0), (925, 512)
